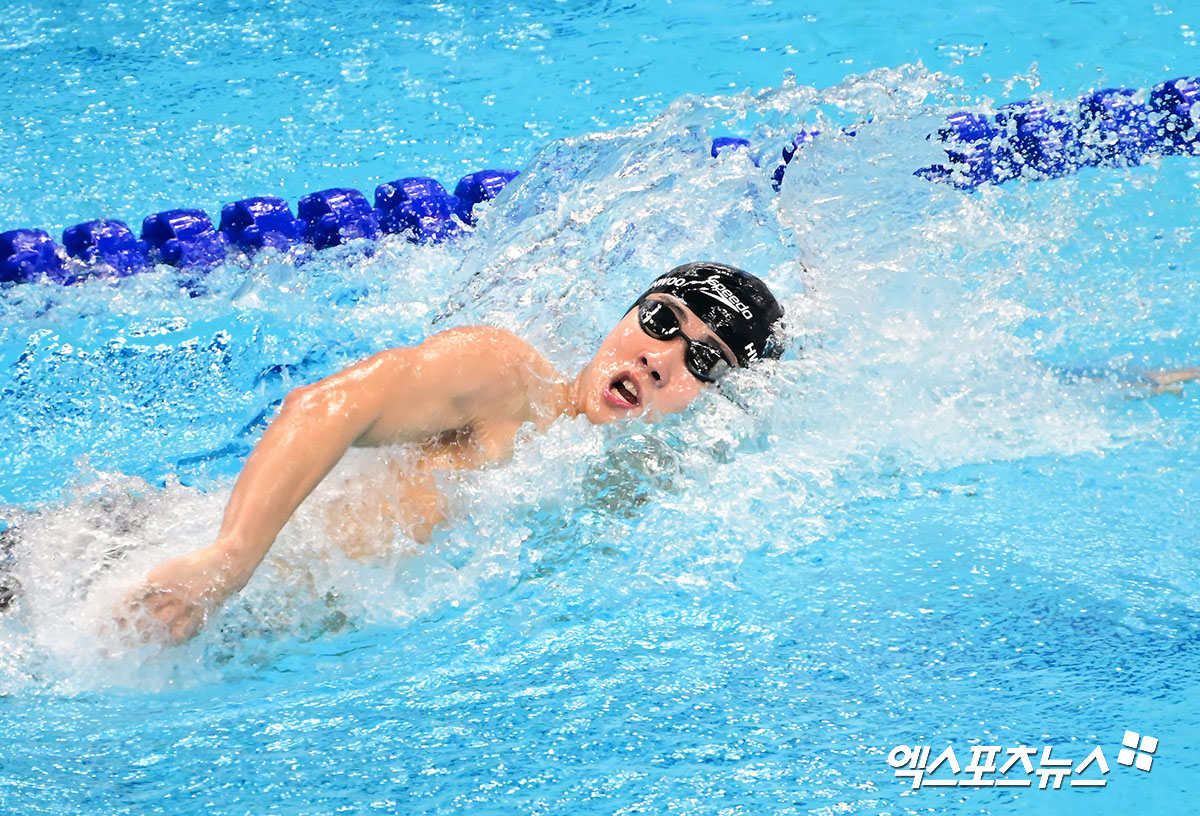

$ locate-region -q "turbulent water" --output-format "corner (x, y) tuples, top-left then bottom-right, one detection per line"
(2, 64), (1192, 683)
(1, 67), (1198, 813)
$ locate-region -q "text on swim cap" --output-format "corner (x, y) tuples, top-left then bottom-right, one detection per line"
(701, 275), (756, 320)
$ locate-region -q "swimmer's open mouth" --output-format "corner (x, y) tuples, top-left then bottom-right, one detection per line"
(605, 372), (641, 409)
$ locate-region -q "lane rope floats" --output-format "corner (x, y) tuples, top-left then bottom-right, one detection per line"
(2, 75), (1195, 285)
(0, 169), (518, 284)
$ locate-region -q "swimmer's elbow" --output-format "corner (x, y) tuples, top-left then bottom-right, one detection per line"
(280, 383), (342, 417)
(279, 384), (315, 414)
(277, 381), (380, 448)
(277, 385), (334, 430)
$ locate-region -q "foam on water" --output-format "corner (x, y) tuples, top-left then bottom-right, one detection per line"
(0, 68), (1196, 715)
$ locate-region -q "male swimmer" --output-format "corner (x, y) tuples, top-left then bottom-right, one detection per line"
(116, 262), (786, 643)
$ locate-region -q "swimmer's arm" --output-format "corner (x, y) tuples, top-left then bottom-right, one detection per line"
(212, 332), (484, 587)
(1143, 366), (1200, 395)
(122, 327), (513, 640)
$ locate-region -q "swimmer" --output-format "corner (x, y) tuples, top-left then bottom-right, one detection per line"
(116, 262), (787, 643)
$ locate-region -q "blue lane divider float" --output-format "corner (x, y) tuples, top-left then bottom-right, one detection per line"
(142, 209), (227, 268)
(375, 178), (458, 243)
(925, 75), (1197, 185)
(0, 168), (520, 285)
(452, 169), (520, 225)
(769, 130), (820, 190)
(0, 229), (64, 284)
(62, 220), (149, 278)
(711, 136), (751, 158)
(297, 188), (379, 251)
(219, 196), (306, 253)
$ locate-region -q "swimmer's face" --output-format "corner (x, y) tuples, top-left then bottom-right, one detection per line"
(577, 293), (739, 424)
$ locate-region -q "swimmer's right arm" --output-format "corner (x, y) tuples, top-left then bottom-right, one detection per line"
(118, 327), (516, 643)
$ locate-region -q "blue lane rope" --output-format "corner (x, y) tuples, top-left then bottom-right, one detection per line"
(1, 76), (1195, 286)
(0, 169), (519, 284)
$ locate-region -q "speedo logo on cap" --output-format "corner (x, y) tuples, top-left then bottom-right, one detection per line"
(702, 275), (755, 320)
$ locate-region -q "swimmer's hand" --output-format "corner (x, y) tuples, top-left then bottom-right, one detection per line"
(115, 544), (239, 644)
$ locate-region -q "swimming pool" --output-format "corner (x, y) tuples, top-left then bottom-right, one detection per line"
(2, 0), (1199, 813)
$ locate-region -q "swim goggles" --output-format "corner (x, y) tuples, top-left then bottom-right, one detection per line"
(636, 298), (734, 383)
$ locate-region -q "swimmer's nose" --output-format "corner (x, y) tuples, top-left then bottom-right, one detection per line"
(638, 351), (670, 386)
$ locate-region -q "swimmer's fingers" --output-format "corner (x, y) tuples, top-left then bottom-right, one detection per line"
(140, 588), (210, 644)
(114, 586), (210, 645)
(111, 544), (235, 644)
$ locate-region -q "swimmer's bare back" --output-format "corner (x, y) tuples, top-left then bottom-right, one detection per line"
(117, 326), (574, 644)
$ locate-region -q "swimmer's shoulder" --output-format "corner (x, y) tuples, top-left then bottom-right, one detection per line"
(377, 325), (558, 418)
(424, 325), (558, 381)
(430, 324), (530, 352)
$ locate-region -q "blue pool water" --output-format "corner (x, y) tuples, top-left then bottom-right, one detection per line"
(2, 1), (1199, 813)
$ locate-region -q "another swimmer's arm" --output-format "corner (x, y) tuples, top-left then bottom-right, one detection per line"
(1143, 366), (1200, 395)
(122, 328), (499, 641)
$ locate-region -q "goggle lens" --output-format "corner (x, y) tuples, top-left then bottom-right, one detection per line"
(637, 299), (732, 383)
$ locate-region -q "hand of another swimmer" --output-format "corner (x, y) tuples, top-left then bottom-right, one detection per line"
(115, 544), (234, 645)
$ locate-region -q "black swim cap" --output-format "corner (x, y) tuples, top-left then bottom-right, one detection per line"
(634, 262), (785, 368)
